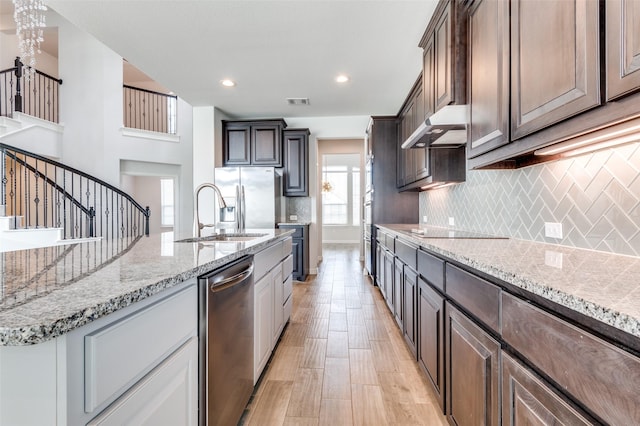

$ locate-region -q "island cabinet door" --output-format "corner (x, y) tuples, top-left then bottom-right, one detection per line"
(445, 302), (500, 426)
(501, 352), (595, 425)
(87, 337), (198, 426)
(510, 0), (601, 140)
(606, 0), (640, 100)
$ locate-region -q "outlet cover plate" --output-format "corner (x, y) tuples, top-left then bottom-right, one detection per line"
(289, 215), (298, 221)
(448, 217), (455, 226)
(545, 222), (563, 239)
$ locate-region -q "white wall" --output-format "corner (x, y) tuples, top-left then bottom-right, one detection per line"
(47, 11), (194, 234)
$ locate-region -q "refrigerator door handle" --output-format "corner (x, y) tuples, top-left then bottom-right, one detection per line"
(240, 185), (246, 231)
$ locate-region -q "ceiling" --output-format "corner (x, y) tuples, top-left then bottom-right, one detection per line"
(40, 1), (437, 119)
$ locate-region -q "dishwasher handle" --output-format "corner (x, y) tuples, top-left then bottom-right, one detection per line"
(209, 264), (254, 293)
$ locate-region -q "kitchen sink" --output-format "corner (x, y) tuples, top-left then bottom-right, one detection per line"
(175, 233), (267, 243)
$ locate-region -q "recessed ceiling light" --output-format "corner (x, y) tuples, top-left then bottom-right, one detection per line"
(336, 74), (350, 83)
(221, 79), (236, 87)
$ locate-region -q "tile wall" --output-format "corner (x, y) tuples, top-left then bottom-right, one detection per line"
(420, 143), (640, 256)
(285, 197), (312, 223)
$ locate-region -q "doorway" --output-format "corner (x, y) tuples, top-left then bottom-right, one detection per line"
(317, 139), (365, 260)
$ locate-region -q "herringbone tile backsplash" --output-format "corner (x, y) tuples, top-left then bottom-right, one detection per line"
(420, 143), (640, 256)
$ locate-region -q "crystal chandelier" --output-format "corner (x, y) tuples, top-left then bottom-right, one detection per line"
(13, 0), (47, 80)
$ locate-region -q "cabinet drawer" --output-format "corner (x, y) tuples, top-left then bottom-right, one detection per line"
(385, 233), (396, 252)
(282, 254), (293, 279)
(418, 249), (444, 292)
(395, 239), (417, 270)
(84, 285), (197, 413)
(283, 275), (293, 302)
(87, 337), (198, 426)
(282, 237), (292, 258)
(502, 294), (640, 426)
(255, 241), (284, 280)
(445, 264), (501, 332)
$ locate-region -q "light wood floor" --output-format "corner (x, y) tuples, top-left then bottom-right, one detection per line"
(242, 244), (448, 425)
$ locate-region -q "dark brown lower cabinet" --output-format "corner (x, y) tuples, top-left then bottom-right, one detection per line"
(403, 266), (418, 358)
(446, 302), (500, 426)
(418, 278), (444, 410)
(383, 249), (394, 312)
(393, 259), (403, 329)
(501, 353), (594, 425)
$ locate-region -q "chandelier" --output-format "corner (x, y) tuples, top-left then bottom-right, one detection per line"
(13, 0), (47, 80)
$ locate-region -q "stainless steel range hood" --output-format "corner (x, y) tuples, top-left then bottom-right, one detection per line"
(401, 105), (469, 149)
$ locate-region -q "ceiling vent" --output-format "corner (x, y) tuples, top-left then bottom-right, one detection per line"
(286, 98), (310, 106)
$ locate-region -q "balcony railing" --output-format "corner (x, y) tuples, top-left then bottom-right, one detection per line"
(0, 57), (62, 123)
(123, 85), (177, 134)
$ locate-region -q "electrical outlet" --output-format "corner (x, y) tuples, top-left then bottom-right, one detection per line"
(422, 215), (428, 223)
(544, 222), (563, 239)
(289, 215), (298, 221)
(545, 250), (563, 269)
(448, 217), (455, 227)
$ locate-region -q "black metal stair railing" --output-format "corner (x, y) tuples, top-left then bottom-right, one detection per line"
(0, 57), (62, 123)
(0, 142), (150, 240)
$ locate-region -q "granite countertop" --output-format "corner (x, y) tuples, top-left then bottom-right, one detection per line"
(0, 229), (294, 346)
(378, 224), (640, 340)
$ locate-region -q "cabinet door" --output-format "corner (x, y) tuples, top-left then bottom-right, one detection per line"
(423, 35), (435, 119)
(283, 130), (309, 196)
(502, 353), (594, 426)
(403, 267), (418, 358)
(418, 278), (444, 410)
(397, 115), (407, 188)
(393, 259), (403, 329)
(413, 85), (430, 181)
(607, 0), (640, 100)
(291, 238), (303, 280)
(383, 250), (395, 311)
(467, 0), (510, 158)
(446, 303), (500, 426)
(510, 0), (601, 140)
(273, 265), (284, 344)
(224, 124), (251, 165)
(251, 124), (282, 166)
(87, 337), (198, 426)
(375, 243), (384, 289)
(404, 99), (416, 185)
(254, 273), (273, 382)
(434, 1), (452, 111)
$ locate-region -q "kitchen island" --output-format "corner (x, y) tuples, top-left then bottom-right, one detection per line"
(0, 229), (294, 425)
(376, 224), (640, 425)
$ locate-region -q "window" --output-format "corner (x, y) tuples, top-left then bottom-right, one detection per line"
(160, 178), (174, 227)
(321, 154), (360, 226)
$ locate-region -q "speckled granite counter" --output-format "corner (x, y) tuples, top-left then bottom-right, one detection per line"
(378, 224), (640, 341)
(0, 229), (293, 346)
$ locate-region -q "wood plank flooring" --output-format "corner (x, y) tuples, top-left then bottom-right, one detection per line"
(242, 244), (447, 426)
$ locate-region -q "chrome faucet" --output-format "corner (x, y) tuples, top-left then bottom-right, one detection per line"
(194, 183), (227, 237)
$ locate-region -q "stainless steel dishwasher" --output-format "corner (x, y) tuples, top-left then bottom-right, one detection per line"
(199, 255), (254, 426)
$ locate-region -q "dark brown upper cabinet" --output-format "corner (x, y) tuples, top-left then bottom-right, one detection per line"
(223, 119), (286, 167)
(419, 0), (467, 119)
(282, 128), (310, 197)
(606, 0), (640, 101)
(510, 0), (601, 140)
(467, 0), (510, 159)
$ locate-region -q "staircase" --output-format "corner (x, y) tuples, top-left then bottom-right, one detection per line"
(0, 142), (150, 252)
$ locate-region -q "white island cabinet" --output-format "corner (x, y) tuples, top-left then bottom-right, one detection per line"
(0, 280), (198, 426)
(253, 236), (294, 383)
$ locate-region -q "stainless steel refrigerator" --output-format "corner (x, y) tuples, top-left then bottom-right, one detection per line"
(214, 167), (283, 230)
